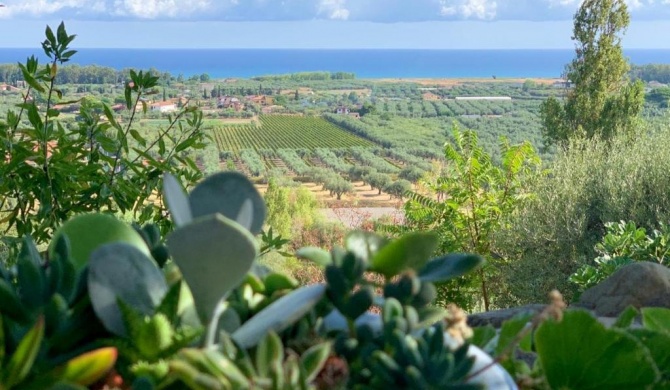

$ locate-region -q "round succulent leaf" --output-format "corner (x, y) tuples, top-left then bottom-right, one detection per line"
(418, 254), (485, 283)
(641, 307), (670, 333)
(188, 171), (266, 234)
(345, 231), (389, 264)
(535, 310), (658, 390)
(163, 173), (193, 227)
(50, 213), (151, 270)
(88, 243), (168, 336)
(295, 247), (331, 268)
(370, 232), (438, 278)
(166, 214), (258, 326)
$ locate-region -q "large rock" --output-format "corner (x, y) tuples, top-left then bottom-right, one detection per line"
(576, 262), (670, 317)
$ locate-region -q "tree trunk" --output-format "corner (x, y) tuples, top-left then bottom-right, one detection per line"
(480, 269), (490, 311)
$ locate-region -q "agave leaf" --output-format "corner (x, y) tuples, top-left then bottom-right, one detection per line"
(88, 243), (168, 336)
(167, 214), (258, 326)
(188, 171), (266, 234)
(49, 347), (118, 386)
(232, 284), (326, 349)
(163, 173), (193, 227)
(418, 253), (484, 283)
(2, 316), (44, 388)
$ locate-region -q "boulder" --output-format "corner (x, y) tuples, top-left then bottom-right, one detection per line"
(576, 262), (670, 317)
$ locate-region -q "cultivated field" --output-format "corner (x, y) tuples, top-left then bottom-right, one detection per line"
(211, 115), (374, 153)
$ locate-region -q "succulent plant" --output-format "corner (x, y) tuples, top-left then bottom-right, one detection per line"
(0, 236), (118, 388)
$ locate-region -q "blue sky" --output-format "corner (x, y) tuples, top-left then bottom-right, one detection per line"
(0, 0), (669, 49)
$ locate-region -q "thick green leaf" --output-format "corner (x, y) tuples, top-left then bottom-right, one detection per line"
(300, 342), (331, 383)
(188, 171), (266, 234)
(370, 232), (438, 278)
(496, 314), (533, 356)
(470, 325), (497, 351)
(163, 173), (193, 227)
(167, 214), (258, 326)
(232, 284), (326, 349)
(345, 231), (389, 263)
(256, 331), (283, 378)
(2, 317), (44, 388)
(88, 243), (168, 336)
(536, 310), (658, 390)
(642, 307), (670, 333)
(628, 328), (670, 381)
(50, 347), (117, 386)
(418, 254), (484, 283)
(614, 305), (639, 328)
(295, 247), (331, 268)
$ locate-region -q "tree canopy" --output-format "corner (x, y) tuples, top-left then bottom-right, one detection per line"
(540, 0), (644, 148)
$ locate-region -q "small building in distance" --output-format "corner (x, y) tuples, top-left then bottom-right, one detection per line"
(218, 96), (244, 111)
(150, 101), (177, 113)
(245, 95), (274, 106)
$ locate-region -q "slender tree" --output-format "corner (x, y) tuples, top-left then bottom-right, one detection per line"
(541, 0), (644, 148)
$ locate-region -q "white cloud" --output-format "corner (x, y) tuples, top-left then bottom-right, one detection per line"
(112, 0), (211, 19)
(0, 0), (668, 21)
(317, 0), (350, 20)
(440, 0), (498, 20)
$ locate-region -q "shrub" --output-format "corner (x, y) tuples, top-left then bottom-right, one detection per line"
(497, 125), (670, 305)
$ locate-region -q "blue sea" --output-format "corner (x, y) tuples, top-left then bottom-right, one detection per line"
(0, 48), (669, 79)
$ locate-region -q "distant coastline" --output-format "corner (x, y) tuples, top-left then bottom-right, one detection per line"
(0, 48), (669, 79)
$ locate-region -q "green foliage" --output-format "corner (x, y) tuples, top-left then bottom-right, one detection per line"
(570, 220), (670, 292)
(264, 179), (319, 239)
(476, 305), (670, 389)
(498, 126), (670, 305)
(0, 236), (117, 388)
(535, 309), (665, 389)
(319, 230), (485, 389)
(0, 22), (206, 247)
(403, 126), (541, 310)
(541, 0), (644, 147)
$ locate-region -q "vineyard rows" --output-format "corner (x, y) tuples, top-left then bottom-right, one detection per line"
(211, 115), (373, 153)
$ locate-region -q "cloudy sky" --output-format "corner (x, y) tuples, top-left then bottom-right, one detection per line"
(0, 0), (669, 48)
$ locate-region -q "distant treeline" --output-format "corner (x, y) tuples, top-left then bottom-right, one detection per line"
(0, 63), (174, 85)
(630, 64), (670, 84)
(251, 71), (355, 82)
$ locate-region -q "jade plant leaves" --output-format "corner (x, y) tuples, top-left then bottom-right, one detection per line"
(418, 254), (484, 283)
(535, 310), (658, 390)
(167, 214), (258, 326)
(187, 171), (266, 234)
(370, 232), (438, 278)
(295, 247), (331, 268)
(232, 284), (326, 349)
(345, 231), (389, 264)
(88, 243), (168, 336)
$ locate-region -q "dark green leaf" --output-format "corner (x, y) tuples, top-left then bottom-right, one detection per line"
(418, 254), (484, 283)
